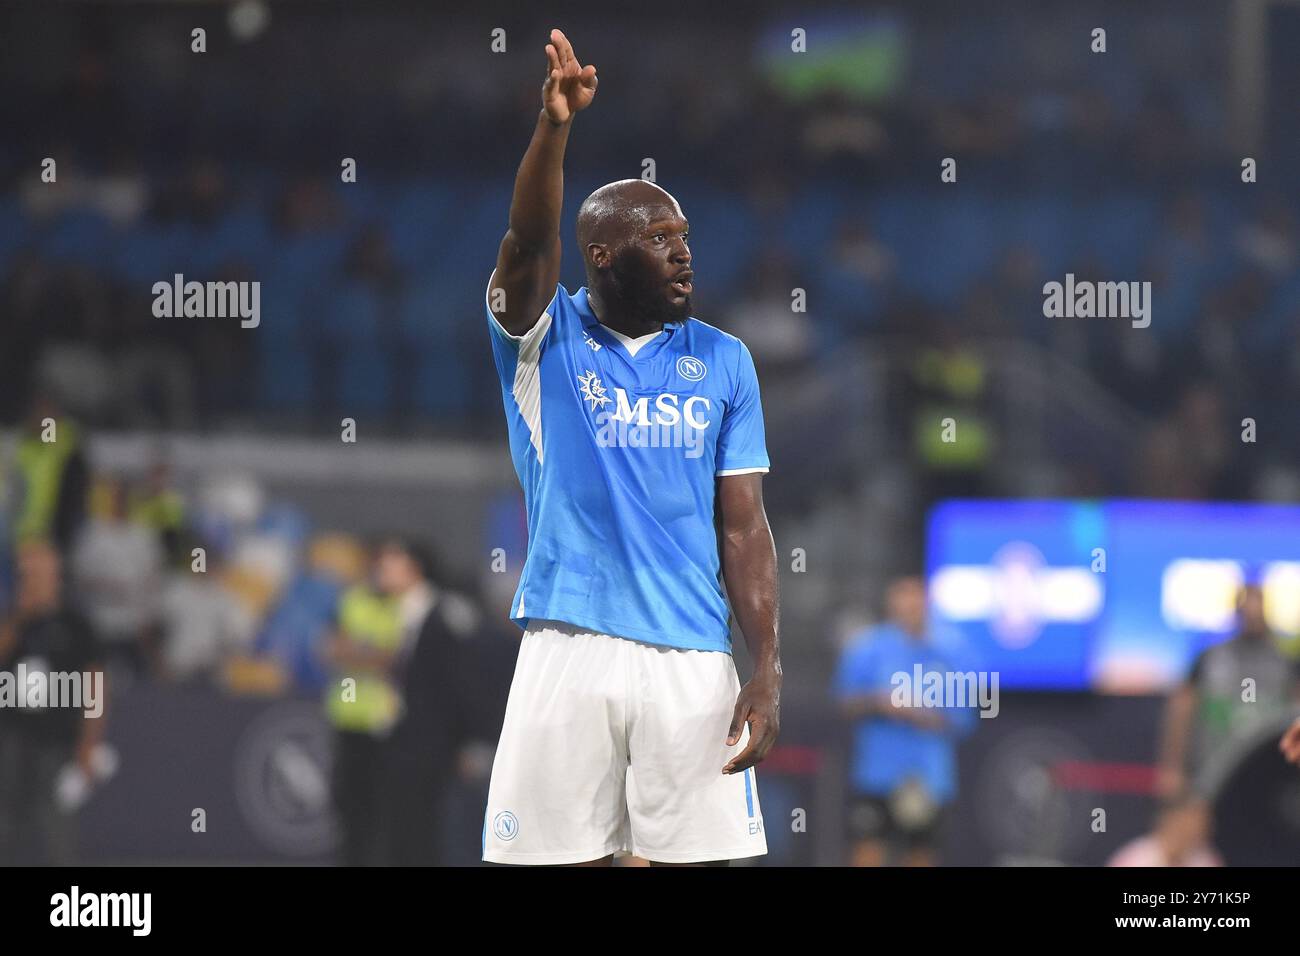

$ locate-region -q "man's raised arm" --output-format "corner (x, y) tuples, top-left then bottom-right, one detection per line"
(489, 28), (597, 338)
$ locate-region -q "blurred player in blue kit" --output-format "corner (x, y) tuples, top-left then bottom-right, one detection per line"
(835, 576), (978, 866)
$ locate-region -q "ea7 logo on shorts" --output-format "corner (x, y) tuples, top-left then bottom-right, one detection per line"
(677, 355), (707, 382)
(493, 810), (520, 841)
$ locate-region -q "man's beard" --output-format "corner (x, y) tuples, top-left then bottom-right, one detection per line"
(609, 257), (691, 326)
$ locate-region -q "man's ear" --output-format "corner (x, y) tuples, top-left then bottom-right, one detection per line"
(586, 243), (609, 270)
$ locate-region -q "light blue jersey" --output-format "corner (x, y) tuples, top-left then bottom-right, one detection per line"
(834, 624), (980, 802)
(485, 274), (770, 653)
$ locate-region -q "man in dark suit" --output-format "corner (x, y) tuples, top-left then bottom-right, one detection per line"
(376, 537), (492, 865)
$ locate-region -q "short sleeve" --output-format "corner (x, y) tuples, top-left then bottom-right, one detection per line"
(715, 339), (770, 476)
(485, 268), (558, 357)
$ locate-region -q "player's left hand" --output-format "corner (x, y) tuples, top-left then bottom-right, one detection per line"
(723, 667), (781, 775)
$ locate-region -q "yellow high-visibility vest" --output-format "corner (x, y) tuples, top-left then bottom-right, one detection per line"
(325, 586), (403, 733)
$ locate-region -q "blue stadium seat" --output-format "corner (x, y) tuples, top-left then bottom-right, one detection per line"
(394, 273), (477, 416)
(112, 221), (196, 283)
(678, 192), (757, 292)
(321, 279), (383, 345)
(876, 192), (998, 305)
(1008, 196), (1081, 278)
(786, 184), (856, 270)
(386, 181), (462, 270)
(198, 204), (274, 272)
(257, 336), (311, 411)
(40, 209), (113, 267)
(398, 277), (446, 347)
(1080, 196), (1159, 275)
(336, 341), (392, 414)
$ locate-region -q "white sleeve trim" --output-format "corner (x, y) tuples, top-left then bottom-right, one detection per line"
(486, 268), (550, 351)
(487, 269), (550, 464)
(715, 466), (770, 477)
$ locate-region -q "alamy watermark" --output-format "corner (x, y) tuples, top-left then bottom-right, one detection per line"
(1042, 273), (1151, 329)
(50, 886), (151, 936)
(594, 408), (708, 458)
(152, 273), (261, 328)
(0, 664), (104, 718)
(890, 665), (1000, 718)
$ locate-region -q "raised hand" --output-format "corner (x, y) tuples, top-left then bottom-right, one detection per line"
(542, 29), (597, 125)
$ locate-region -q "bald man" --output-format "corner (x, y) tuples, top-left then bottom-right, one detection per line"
(481, 30), (780, 867)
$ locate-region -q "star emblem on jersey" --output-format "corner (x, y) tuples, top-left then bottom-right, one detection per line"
(578, 369), (612, 411)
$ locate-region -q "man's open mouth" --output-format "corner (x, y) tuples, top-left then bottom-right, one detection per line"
(670, 272), (693, 296)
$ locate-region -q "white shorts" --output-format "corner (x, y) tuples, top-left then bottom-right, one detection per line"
(482, 619), (767, 865)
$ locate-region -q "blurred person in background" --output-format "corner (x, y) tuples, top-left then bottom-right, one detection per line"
(1137, 383), (1241, 501)
(1158, 582), (1300, 799)
(1144, 194), (1214, 349)
(128, 457), (188, 569)
(834, 576), (978, 866)
(1234, 199), (1298, 280)
(253, 533), (368, 693)
(0, 538), (106, 865)
(375, 537), (483, 865)
(69, 475), (164, 679)
(156, 541), (253, 684)
(906, 321), (996, 513)
(322, 543), (402, 866)
(9, 389), (89, 558)
(811, 217), (895, 352)
(1107, 789), (1223, 867)
(722, 251), (815, 383)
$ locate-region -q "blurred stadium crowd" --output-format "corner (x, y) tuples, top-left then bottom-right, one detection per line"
(3, 4), (1297, 512)
(2, 0), (1299, 865)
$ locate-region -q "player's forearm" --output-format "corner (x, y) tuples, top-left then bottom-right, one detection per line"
(722, 524), (781, 678)
(505, 110), (572, 252)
